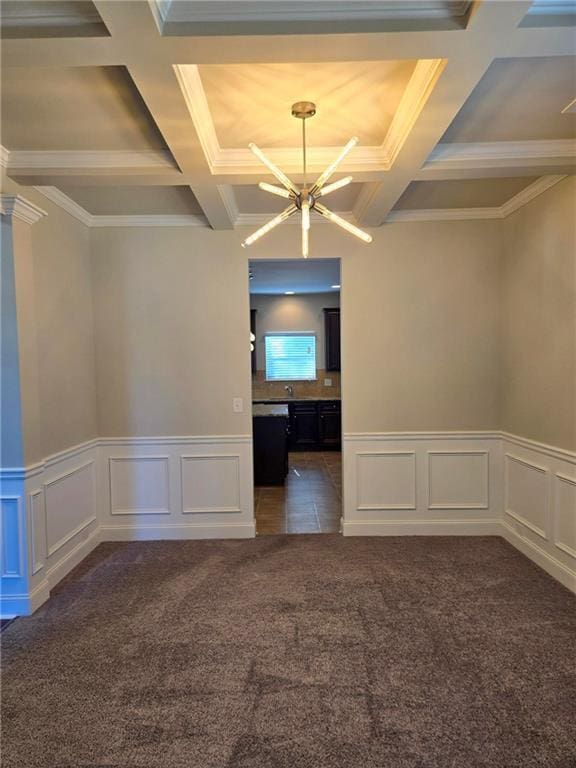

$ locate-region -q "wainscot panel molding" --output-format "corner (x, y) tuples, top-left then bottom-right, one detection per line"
(2, 431), (574, 616)
(99, 436), (255, 541)
(0, 439), (100, 617)
(342, 432), (502, 538)
(501, 434), (576, 593)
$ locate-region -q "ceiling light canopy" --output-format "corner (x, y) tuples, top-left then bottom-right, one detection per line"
(241, 101), (372, 258)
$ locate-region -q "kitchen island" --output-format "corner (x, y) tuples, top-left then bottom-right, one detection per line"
(252, 404), (289, 485)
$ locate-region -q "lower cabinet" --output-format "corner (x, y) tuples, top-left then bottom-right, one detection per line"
(289, 403), (319, 448)
(289, 400), (341, 451)
(318, 402), (341, 448)
(253, 415), (289, 485)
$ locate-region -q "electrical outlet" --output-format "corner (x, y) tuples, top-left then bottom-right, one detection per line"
(233, 397), (243, 413)
(323, 378), (332, 387)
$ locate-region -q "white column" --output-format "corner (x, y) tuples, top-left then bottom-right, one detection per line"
(1, 194), (48, 616)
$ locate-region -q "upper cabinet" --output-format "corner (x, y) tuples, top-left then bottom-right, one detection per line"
(323, 308), (340, 371)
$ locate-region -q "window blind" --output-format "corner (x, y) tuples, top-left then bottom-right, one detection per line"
(265, 333), (316, 381)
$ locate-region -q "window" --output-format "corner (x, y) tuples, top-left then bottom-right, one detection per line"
(265, 333), (316, 381)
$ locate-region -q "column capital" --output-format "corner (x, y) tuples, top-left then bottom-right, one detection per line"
(1, 195), (47, 225)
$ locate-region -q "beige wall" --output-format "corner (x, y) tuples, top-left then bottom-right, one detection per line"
(7, 180), (572, 454)
(339, 220), (502, 433)
(250, 291), (340, 372)
(90, 227), (253, 436)
(1, 177), (98, 463)
(501, 176), (576, 452)
(91, 218), (502, 436)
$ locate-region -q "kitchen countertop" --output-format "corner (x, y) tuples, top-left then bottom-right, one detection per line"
(253, 397), (341, 403)
(252, 404), (289, 418)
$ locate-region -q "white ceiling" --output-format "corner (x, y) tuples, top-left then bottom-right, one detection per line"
(249, 258), (341, 294)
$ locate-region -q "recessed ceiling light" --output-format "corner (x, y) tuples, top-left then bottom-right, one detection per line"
(331, 284), (341, 289)
(285, 291), (295, 295)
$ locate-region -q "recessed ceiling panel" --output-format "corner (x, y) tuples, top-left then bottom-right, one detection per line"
(236, 183), (362, 214)
(441, 57), (576, 143)
(1, 66), (169, 151)
(160, 1), (471, 34)
(249, 258), (340, 295)
(58, 186), (202, 216)
(521, 0), (576, 27)
(198, 60), (417, 148)
(393, 178), (540, 210)
(1, 1), (108, 38)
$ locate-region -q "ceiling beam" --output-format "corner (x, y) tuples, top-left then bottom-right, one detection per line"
(191, 185), (237, 230)
(90, 0), (236, 228)
(355, 0), (535, 226)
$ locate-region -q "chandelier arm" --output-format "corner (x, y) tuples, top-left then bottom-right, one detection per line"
(314, 202), (372, 244)
(249, 143), (299, 195)
(241, 204), (298, 248)
(301, 196), (310, 258)
(258, 182), (293, 199)
(316, 176), (353, 198)
(310, 137), (358, 196)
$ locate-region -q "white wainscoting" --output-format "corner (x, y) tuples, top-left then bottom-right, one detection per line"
(501, 433), (576, 593)
(343, 432), (502, 536)
(2, 430), (574, 617)
(0, 439), (100, 617)
(99, 436), (255, 541)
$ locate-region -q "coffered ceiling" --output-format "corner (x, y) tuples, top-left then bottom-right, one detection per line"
(1, 0), (574, 232)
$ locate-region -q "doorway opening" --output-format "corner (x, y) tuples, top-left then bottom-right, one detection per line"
(249, 258), (342, 535)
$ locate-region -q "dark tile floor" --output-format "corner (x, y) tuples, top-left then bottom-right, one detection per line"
(254, 451), (342, 535)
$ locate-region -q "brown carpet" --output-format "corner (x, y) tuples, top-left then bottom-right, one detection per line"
(2, 536), (575, 768)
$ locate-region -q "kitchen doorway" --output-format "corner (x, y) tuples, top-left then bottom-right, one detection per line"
(249, 259), (342, 535)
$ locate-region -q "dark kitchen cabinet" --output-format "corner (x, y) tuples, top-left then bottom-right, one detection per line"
(253, 415), (288, 485)
(287, 400), (341, 451)
(318, 402), (341, 447)
(289, 402), (319, 448)
(323, 308), (341, 371)
(250, 309), (257, 374)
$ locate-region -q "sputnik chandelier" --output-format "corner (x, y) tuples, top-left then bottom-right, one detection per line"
(241, 101), (373, 258)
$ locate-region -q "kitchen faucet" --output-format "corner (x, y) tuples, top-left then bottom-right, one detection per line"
(284, 385), (294, 397)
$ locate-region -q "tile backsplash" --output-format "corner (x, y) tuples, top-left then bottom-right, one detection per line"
(252, 370), (341, 400)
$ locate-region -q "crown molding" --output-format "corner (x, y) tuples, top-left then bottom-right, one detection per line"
(159, 1), (470, 23)
(174, 65), (220, 167)
(425, 139), (576, 170)
(386, 175), (568, 223)
(6, 149), (176, 170)
(34, 186), (93, 226)
(235, 210), (356, 227)
(386, 207), (502, 223)
(500, 175), (567, 217)
(0, 195), (47, 225)
(0, 146), (10, 169)
(175, 60), (443, 176)
(383, 58), (446, 168)
(90, 215), (207, 228)
(217, 184), (240, 223)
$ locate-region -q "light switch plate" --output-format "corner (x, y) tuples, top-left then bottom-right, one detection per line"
(233, 397), (243, 413)
(324, 378), (332, 387)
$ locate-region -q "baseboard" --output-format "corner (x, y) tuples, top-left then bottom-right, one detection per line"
(343, 519), (502, 537)
(46, 526), (102, 589)
(100, 522), (256, 541)
(0, 579), (50, 618)
(501, 521), (576, 594)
